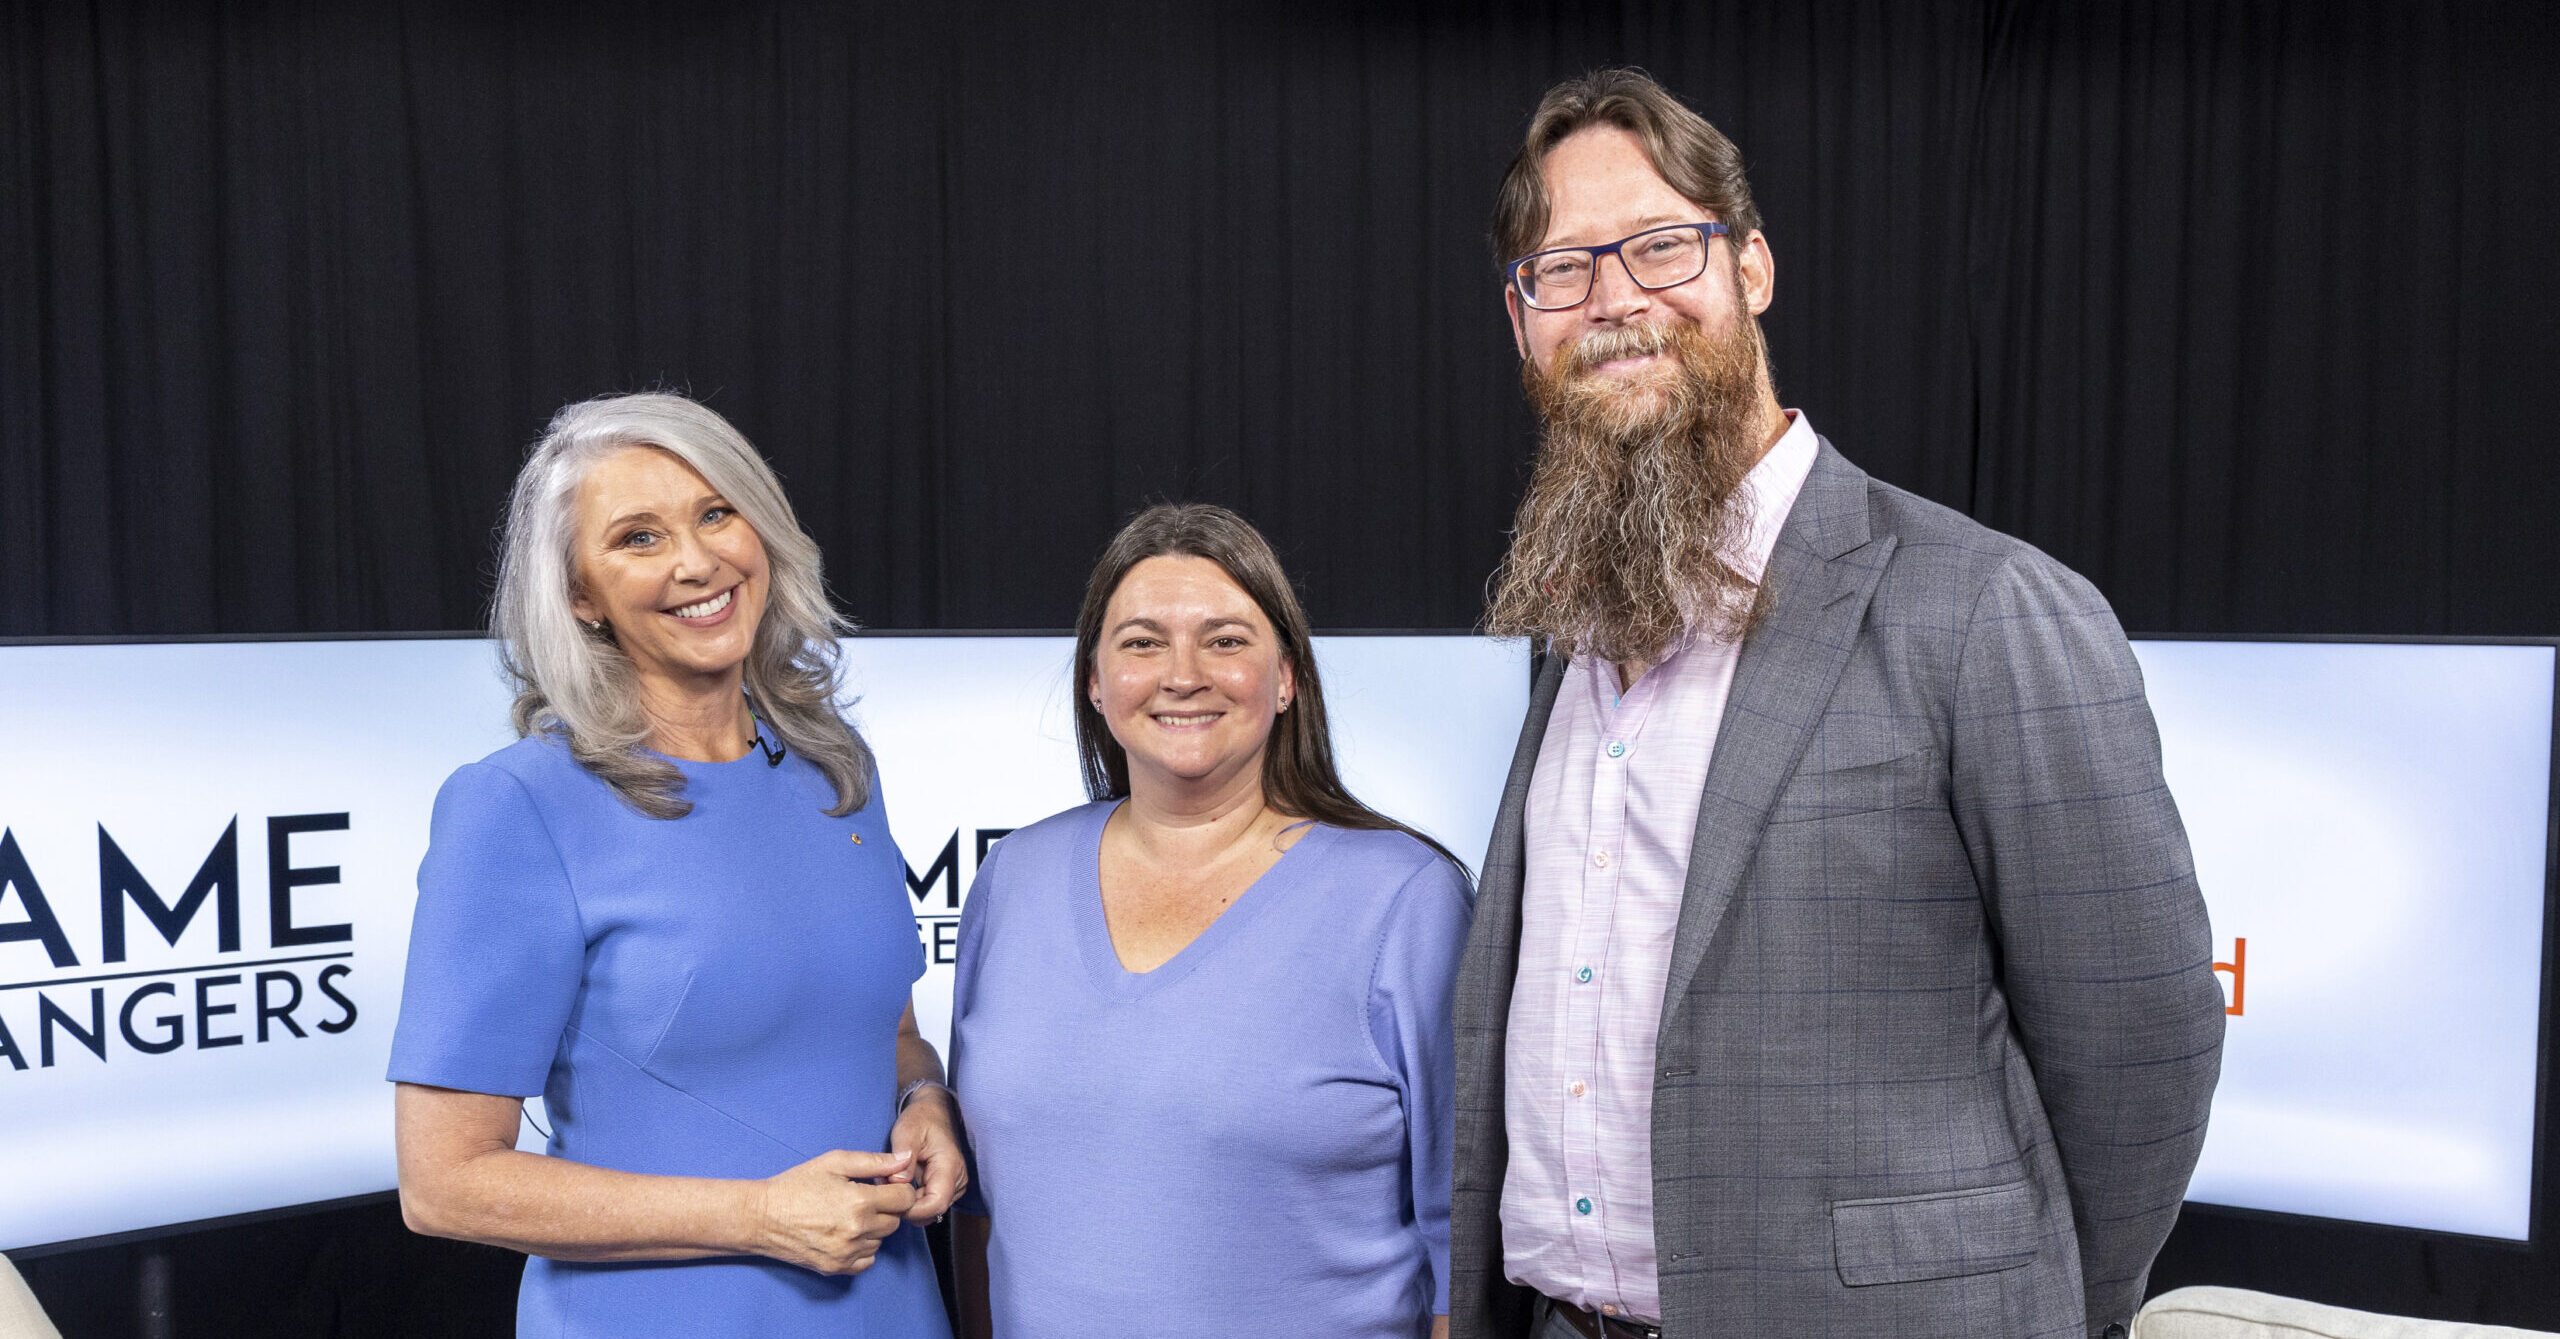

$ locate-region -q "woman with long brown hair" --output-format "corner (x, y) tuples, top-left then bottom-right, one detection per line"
(947, 503), (1471, 1339)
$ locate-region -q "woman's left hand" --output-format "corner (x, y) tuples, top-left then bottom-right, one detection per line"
(888, 1084), (968, 1224)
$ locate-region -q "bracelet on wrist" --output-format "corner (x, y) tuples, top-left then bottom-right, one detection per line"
(896, 1078), (949, 1112)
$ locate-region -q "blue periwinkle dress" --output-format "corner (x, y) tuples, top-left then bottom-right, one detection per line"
(389, 736), (948, 1339)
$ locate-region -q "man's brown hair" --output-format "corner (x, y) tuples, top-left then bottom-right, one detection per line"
(1490, 68), (1763, 269)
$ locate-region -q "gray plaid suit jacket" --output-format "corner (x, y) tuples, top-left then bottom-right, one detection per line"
(1450, 439), (2225, 1339)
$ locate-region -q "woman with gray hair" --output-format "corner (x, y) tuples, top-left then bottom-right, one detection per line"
(387, 393), (958, 1337)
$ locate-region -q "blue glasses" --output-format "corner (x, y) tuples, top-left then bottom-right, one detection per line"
(1507, 222), (1731, 311)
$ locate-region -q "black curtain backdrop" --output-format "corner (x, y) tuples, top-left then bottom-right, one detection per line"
(6, 0), (2559, 1333)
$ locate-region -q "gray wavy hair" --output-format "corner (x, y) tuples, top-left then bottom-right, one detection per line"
(490, 392), (874, 819)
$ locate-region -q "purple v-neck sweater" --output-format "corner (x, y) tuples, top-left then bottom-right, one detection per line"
(949, 800), (1472, 1338)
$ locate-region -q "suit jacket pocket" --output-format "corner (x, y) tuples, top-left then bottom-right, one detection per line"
(1770, 748), (1938, 824)
(1831, 1179), (2039, 1286)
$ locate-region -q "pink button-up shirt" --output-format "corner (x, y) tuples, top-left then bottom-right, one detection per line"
(1501, 411), (1820, 1324)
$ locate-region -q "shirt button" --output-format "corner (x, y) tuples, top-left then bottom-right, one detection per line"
(1568, 1080), (1586, 1097)
(1606, 740), (1626, 758)
(1593, 850), (1611, 868)
(1575, 965), (1593, 983)
(1575, 1197), (1593, 1215)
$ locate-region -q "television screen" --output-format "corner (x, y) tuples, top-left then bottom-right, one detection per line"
(2131, 639), (2553, 1240)
(0, 634), (1525, 1252)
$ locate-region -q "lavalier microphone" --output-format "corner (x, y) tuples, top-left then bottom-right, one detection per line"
(746, 694), (787, 767)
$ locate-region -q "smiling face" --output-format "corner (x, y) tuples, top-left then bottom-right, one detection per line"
(566, 445), (769, 696)
(1506, 123), (1776, 405)
(1090, 554), (1296, 801)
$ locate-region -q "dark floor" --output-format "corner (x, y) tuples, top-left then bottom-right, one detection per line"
(17, 1197), (964, 1339)
(16, 1200), (520, 1339)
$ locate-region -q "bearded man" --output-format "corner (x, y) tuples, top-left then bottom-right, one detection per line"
(1451, 70), (2225, 1339)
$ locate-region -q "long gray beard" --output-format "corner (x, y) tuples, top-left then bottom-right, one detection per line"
(1485, 315), (1776, 667)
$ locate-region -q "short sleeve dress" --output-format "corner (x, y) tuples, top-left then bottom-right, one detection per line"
(948, 802), (1474, 1339)
(388, 735), (948, 1339)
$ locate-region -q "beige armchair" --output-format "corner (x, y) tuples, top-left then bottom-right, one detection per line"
(0, 1255), (61, 1339)
(2138, 1287), (2559, 1339)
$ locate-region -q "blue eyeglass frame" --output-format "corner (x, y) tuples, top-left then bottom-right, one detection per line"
(1507, 221), (1732, 310)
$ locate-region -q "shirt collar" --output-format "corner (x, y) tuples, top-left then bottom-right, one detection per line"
(1730, 408), (1820, 587)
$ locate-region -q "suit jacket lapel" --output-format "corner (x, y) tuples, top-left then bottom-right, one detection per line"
(1462, 650), (1568, 1017)
(1658, 439), (1896, 1029)
(1453, 650), (1569, 1211)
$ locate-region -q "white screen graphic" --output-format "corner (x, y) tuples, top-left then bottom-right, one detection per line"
(0, 635), (1525, 1251)
(2133, 640), (2553, 1240)
(0, 636), (2547, 1250)
(0, 641), (520, 1253)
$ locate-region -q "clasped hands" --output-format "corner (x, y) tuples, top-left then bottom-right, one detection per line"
(752, 1086), (968, 1276)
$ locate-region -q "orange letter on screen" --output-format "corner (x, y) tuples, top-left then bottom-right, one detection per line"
(2213, 937), (2246, 1016)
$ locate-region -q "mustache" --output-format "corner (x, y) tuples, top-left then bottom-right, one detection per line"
(1553, 323), (1676, 379)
